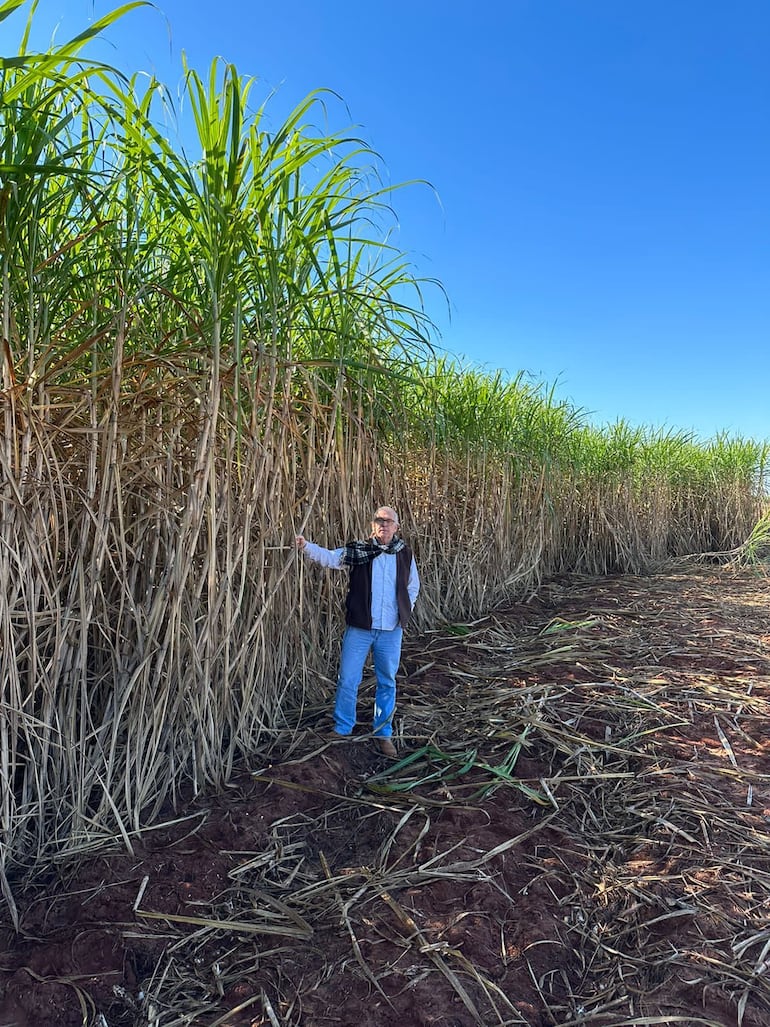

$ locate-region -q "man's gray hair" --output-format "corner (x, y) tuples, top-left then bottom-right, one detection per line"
(374, 505), (399, 525)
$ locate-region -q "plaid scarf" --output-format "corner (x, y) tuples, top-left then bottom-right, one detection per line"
(341, 536), (406, 566)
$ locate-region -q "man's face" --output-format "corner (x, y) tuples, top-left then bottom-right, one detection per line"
(372, 509), (398, 545)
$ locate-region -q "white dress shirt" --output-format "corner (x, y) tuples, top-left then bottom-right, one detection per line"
(302, 542), (420, 630)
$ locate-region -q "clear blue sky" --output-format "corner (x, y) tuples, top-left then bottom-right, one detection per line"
(9, 0), (770, 442)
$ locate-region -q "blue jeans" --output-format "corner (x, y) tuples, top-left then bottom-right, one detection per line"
(334, 626), (403, 738)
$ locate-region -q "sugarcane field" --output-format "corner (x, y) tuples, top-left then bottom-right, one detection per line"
(2, 2), (770, 1026)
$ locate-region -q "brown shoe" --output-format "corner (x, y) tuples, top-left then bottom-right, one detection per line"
(378, 738), (397, 757)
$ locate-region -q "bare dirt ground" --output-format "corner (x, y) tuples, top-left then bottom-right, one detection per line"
(1, 561), (769, 1027)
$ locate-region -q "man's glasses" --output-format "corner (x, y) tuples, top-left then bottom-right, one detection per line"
(373, 517), (396, 525)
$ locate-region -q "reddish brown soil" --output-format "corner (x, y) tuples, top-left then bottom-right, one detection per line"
(1, 563), (769, 1027)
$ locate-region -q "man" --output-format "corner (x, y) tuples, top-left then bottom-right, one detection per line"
(295, 506), (420, 756)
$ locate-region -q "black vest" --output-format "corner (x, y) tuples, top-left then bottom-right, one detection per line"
(345, 546), (413, 629)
